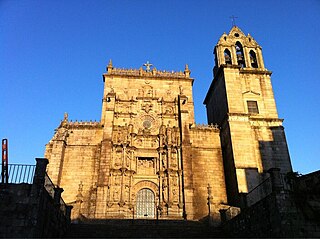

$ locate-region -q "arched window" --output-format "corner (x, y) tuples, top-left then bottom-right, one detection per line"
(224, 49), (232, 65)
(235, 42), (246, 68)
(249, 50), (258, 68)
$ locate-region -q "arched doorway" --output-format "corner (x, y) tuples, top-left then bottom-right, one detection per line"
(135, 188), (155, 219)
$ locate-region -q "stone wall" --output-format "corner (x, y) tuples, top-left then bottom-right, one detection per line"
(0, 158), (72, 238)
(221, 170), (320, 237)
(189, 125), (227, 221)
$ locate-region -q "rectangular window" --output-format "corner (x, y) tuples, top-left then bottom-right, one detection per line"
(247, 101), (259, 114)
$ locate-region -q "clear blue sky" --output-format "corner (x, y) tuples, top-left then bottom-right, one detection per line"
(1, 0), (319, 174)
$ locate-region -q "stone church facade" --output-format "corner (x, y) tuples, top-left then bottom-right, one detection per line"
(45, 26), (292, 221)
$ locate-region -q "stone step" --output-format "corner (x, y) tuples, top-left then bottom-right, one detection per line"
(64, 219), (223, 238)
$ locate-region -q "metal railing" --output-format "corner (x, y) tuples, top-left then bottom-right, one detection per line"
(0, 164), (36, 184)
(44, 172), (67, 216)
(246, 177), (272, 207)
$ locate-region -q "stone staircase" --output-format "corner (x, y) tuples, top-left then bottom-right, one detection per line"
(64, 219), (224, 238)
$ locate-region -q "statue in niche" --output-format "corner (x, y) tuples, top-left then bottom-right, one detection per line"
(172, 188), (178, 202)
(113, 190), (119, 201)
(159, 124), (166, 135)
(173, 175), (178, 186)
(162, 178), (168, 203)
(123, 124), (129, 142)
(171, 126), (177, 144)
(179, 85), (184, 95)
(159, 124), (166, 146)
(128, 124), (134, 134)
(171, 151), (177, 168)
(113, 175), (118, 186)
(162, 153), (167, 169)
(166, 127), (172, 144)
(114, 153), (122, 167)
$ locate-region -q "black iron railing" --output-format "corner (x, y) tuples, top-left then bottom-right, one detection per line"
(0, 164), (36, 184)
(1, 163), (68, 216)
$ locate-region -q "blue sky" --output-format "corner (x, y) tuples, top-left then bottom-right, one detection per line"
(1, 0), (319, 174)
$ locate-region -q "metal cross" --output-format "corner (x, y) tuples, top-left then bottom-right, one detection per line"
(230, 15), (238, 26)
(143, 61), (153, 72)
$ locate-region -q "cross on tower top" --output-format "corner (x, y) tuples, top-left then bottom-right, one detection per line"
(230, 15), (238, 26)
(143, 61), (153, 72)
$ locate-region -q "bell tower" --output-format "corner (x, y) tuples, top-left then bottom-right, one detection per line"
(204, 26), (292, 206)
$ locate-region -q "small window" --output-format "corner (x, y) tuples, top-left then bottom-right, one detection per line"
(247, 101), (259, 114)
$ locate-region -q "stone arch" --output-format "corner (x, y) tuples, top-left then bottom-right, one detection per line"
(132, 180), (158, 199)
(249, 50), (258, 68)
(224, 48), (232, 65)
(235, 41), (246, 67)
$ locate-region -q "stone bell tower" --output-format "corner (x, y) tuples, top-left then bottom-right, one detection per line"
(204, 26), (292, 206)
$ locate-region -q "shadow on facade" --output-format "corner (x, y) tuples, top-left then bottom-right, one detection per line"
(259, 126), (292, 173)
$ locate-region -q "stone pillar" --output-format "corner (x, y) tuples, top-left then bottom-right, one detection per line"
(54, 187), (64, 206)
(268, 168), (283, 192)
(256, 48), (265, 69)
(31, 158), (49, 197)
(29, 158), (49, 238)
(243, 47), (251, 68)
(66, 205), (73, 221)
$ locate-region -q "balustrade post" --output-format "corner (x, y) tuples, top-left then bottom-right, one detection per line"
(65, 205), (73, 221)
(31, 158), (49, 197)
(54, 187), (64, 206)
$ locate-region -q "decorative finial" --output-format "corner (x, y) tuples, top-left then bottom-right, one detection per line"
(63, 112), (68, 122)
(230, 15), (238, 27)
(107, 59), (113, 72)
(184, 64), (190, 77)
(143, 61), (153, 72)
